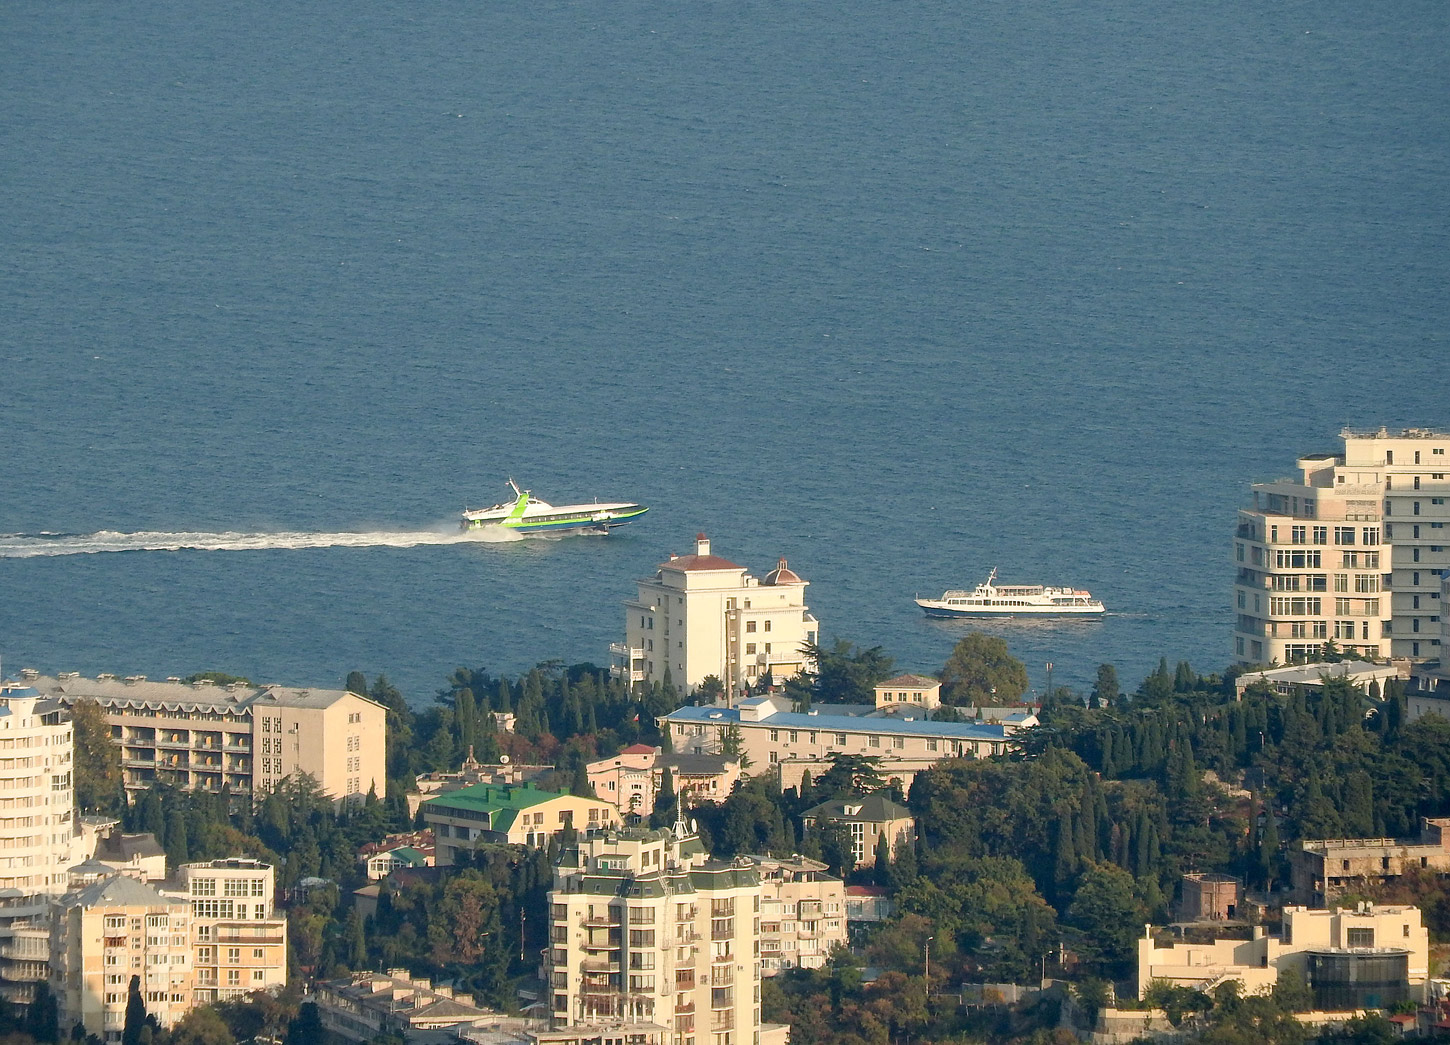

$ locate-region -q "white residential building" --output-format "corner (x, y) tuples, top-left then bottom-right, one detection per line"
(545, 825), (761, 1045)
(0, 681), (99, 1004)
(611, 535), (819, 693)
(1233, 428), (1450, 666)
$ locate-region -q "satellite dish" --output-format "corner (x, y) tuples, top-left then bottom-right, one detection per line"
(499, 754), (511, 764)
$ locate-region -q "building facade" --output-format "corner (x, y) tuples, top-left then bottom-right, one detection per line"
(167, 858), (287, 1004)
(746, 856), (846, 975)
(50, 876), (194, 1042)
(17, 672), (386, 806)
(1233, 428), (1450, 666)
(587, 747), (743, 818)
(316, 968), (501, 1041)
(799, 795), (916, 871)
(611, 536), (820, 693)
(423, 783), (620, 864)
(0, 681), (97, 1004)
(663, 696), (1012, 793)
(545, 825), (761, 1045)
(1138, 903), (1429, 1001)
(1290, 817), (1450, 906)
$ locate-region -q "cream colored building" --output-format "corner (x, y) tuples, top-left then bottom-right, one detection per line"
(19, 671), (386, 806)
(50, 875), (194, 1042)
(545, 825), (761, 1045)
(1233, 428), (1450, 666)
(745, 856), (846, 974)
(873, 675), (941, 712)
(664, 696), (1011, 795)
(317, 968), (501, 1041)
(611, 535), (820, 693)
(423, 783), (620, 864)
(1138, 903), (1429, 1001)
(165, 858), (286, 1003)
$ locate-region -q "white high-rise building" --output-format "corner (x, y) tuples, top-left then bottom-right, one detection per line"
(1233, 428), (1450, 665)
(0, 680), (93, 1003)
(611, 535), (819, 694)
(545, 825), (762, 1045)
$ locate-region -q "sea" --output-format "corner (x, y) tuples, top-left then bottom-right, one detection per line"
(2, 0), (1447, 705)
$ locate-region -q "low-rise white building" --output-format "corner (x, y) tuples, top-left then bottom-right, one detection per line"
(1138, 903), (1429, 1004)
(1234, 661), (1403, 699)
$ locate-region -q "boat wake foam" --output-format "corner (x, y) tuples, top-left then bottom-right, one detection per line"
(0, 526), (525, 558)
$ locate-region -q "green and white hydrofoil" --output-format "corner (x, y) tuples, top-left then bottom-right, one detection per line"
(461, 480), (649, 535)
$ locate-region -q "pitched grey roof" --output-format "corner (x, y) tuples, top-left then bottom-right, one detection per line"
(63, 875), (185, 909)
(803, 794), (913, 823)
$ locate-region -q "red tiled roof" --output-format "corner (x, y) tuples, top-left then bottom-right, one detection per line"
(660, 553), (743, 572)
(846, 885), (889, 896)
(621, 744), (658, 755)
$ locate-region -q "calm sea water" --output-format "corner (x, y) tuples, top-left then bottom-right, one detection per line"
(2, 0), (1447, 702)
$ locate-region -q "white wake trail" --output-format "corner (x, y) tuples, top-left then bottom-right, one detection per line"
(0, 526), (523, 558)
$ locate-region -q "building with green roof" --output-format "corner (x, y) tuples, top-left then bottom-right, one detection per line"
(422, 782), (618, 863)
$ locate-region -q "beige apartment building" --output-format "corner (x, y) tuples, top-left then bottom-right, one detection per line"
(800, 795), (917, 871)
(587, 746), (743, 819)
(611, 535), (820, 693)
(18, 671), (386, 806)
(1233, 428), (1450, 666)
(545, 825), (762, 1045)
(745, 856), (846, 975)
(50, 876), (194, 1042)
(167, 858), (287, 1003)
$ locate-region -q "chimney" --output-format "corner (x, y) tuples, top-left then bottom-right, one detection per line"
(696, 533), (710, 556)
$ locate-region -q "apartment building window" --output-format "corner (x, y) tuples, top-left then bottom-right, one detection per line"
(746, 621), (756, 633)
(764, 644), (771, 654)
(1291, 525), (1306, 544)
(1365, 527), (1380, 544)
(193, 878), (216, 897)
(764, 620), (772, 632)
(1334, 527), (1355, 545)
(835, 733), (847, 746)
(227, 948), (240, 963)
(868, 735), (880, 748)
(746, 644), (756, 655)
(769, 730), (778, 742)
(788, 731), (797, 744)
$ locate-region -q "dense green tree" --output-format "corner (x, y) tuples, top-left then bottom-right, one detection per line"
(1065, 864), (1143, 976)
(70, 699), (123, 815)
(650, 767), (678, 829)
(284, 1001), (324, 1045)
(937, 633), (1027, 705)
(122, 976), (147, 1045)
(1090, 664), (1120, 709)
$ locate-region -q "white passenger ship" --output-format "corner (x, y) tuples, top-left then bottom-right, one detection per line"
(915, 568), (1105, 618)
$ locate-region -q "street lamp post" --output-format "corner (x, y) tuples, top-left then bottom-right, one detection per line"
(924, 935), (933, 988)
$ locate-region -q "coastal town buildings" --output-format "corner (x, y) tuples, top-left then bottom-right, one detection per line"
(0, 680), (106, 1004)
(1290, 817), (1450, 906)
(1232, 660), (1403, 699)
(167, 858), (287, 1004)
(1233, 427), (1450, 666)
(586, 745), (742, 818)
(746, 855), (846, 974)
(316, 968), (503, 1042)
(1138, 903), (1429, 1005)
(610, 535), (820, 692)
(544, 824), (762, 1045)
(50, 875), (194, 1041)
(663, 695), (1013, 793)
(357, 831), (436, 879)
(799, 795), (916, 871)
(15, 670), (386, 806)
(422, 783), (619, 864)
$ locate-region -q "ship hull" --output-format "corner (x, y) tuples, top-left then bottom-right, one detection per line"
(916, 601), (1104, 618)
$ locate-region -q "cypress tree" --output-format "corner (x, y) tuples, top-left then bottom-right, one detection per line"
(122, 976), (146, 1045)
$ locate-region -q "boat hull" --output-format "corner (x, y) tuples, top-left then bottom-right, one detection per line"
(916, 600), (1104, 619)
(461, 505), (649, 535)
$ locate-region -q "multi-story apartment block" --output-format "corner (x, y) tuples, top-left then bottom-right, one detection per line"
(17, 671), (386, 806)
(545, 825), (761, 1045)
(1233, 428), (1450, 666)
(166, 858), (286, 1003)
(745, 856), (846, 974)
(423, 783), (620, 864)
(664, 695), (1012, 794)
(611, 535), (820, 693)
(50, 876), (194, 1043)
(0, 680), (100, 1004)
